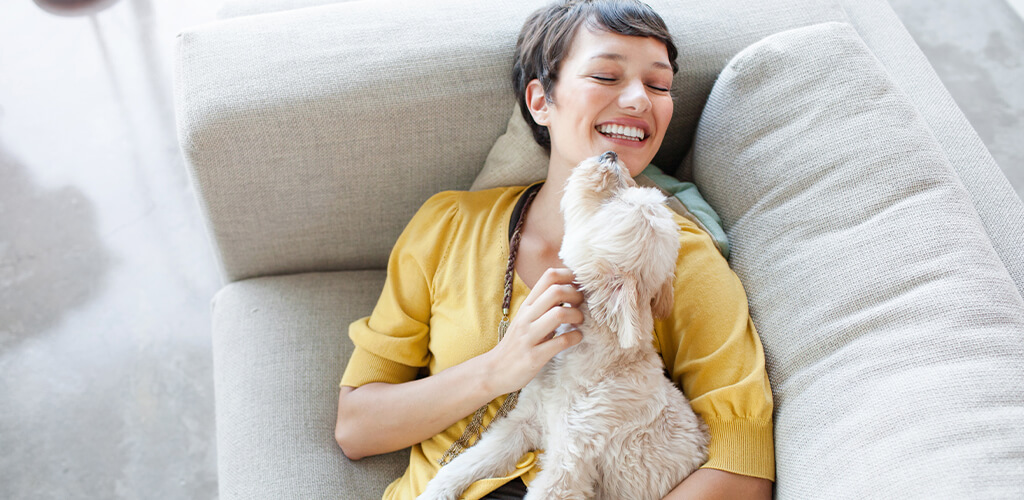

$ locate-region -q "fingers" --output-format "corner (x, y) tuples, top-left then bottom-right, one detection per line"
(536, 327), (584, 360)
(521, 268), (584, 341)
(535, 283), (584, 315)
(529, 303), (583, 343)
(523, 268), (578, 308)
(520, 269), (584, 323)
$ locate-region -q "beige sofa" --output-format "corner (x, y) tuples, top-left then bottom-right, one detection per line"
(173, 0), (1024, 498)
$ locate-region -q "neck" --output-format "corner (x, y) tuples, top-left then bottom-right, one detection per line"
(524, 159), (573, 250)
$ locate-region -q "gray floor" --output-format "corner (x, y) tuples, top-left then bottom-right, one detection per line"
(889, 0), (1024, 197)
(0, 0), (1021, 499)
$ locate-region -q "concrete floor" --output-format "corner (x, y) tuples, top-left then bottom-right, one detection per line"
(0, 1), (221, 498)
(889, 0), (1024, 198)
(0, 0), (1021, 499)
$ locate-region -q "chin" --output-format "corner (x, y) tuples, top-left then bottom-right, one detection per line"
(620, 155), (655, 177)
(598, 148), (656, 177)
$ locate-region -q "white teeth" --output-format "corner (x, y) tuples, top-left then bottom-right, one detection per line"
(597, 124), (645, 141)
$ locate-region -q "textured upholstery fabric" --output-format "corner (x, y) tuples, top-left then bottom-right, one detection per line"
(176, 0), (547, 282)
(174, 0), (847, 283)
(210, 271), (408, 499)
(217, 0), (357, 19)
(691, 22), (1024, 498)
(470, 108), (548, 192)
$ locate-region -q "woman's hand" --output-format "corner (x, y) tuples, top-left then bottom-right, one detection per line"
(482, 267), (586, 396)
(337, 267), (586, 460)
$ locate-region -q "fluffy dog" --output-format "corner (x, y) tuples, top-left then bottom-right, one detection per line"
(418, 151), (709, 500)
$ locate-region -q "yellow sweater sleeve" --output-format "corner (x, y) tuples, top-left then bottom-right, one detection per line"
(340, 191), (461, 388)
(654, 216), (775, 481)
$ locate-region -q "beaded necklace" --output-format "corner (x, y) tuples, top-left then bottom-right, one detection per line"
(438, 184), (541, 466)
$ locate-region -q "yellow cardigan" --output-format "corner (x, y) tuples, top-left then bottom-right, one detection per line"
(340, 182), (775, 500)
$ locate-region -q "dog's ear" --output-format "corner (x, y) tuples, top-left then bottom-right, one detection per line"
(606, 273), (652, 350)
(651, 277), (675, 320)
(582, 261), (653, 349)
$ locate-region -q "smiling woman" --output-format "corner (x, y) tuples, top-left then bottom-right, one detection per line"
(524, 28), (675, 178)
(511, 0), (678, 153)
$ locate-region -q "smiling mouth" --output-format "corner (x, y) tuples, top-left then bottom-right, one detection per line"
(595, 124), (646, 142)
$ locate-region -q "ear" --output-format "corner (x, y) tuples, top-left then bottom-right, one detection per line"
(525, 79), (550, 126)
(651, 277), (675, 319)
(606, 273), (651, 349)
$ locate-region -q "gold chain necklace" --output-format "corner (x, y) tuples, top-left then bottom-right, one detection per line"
(438, 185), (541, 466)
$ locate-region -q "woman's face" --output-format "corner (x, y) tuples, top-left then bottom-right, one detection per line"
(529, 28), (675, 177)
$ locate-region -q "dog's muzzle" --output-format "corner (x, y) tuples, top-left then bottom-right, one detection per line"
(599, 151), (618, 163)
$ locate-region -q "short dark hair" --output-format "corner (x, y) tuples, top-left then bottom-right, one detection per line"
(512, 0), (678, 152)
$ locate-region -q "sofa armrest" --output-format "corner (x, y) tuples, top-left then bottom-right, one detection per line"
(210, 270), (406, 500)
(837, 0), (1024, 297)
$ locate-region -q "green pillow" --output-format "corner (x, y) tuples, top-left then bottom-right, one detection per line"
(639, 164), (730, 260)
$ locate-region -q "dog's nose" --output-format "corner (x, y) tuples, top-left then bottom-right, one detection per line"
(599, 151), (618, 163)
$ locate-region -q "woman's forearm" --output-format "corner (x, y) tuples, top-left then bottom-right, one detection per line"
(663, 468), (773, 500)
(335, 353), (501, 460)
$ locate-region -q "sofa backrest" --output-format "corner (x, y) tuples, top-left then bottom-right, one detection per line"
(217, 0), (360, 19)
(173, 0), (847, 283)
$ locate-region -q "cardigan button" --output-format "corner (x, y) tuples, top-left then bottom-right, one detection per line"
(515, 452), (535, 469)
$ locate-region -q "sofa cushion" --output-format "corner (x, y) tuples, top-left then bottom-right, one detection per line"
(210, 271), (407, 499)
(469, 108), (548, 192)
(691, 22), (1024, 497)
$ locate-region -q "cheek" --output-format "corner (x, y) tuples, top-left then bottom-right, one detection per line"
(656, 97), (674, 126)
(573, 90), (602, 121)
(651, 97), (674, 143)
(574, 85), (616, 114)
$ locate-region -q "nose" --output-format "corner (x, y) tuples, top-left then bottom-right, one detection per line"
(599, 151), (618, 163)
(619, 78), (652, 113)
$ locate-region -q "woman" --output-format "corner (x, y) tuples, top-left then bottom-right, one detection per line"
(335, 1), (775, 499)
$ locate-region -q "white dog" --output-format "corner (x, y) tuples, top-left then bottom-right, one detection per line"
(418, 151), (709, 500)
